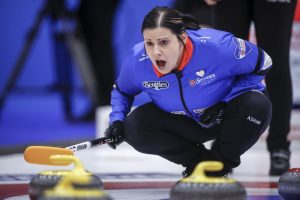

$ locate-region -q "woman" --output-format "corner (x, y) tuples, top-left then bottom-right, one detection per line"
(105, 6), (272, 177)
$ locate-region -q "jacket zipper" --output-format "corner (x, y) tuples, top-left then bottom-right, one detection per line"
(174, 70), (193, 117)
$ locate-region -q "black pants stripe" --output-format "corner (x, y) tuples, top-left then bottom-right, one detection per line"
(123, 91), (272, 170)
(212, 0), (297, 151)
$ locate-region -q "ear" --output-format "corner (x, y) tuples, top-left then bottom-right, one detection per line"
(180, 32), (188, 44)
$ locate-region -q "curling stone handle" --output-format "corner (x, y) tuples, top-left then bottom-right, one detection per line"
(181, 161), (235, 183)
(49, 155), (87, 174)
(199, 161), (224, 173)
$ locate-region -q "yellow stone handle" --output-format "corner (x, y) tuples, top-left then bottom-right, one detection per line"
(44, 155), (106, 198)
(181, 161), (235, 183)
(49, 155), (88, 174)
(24, 146), (74, 166)
(44, 169), (105, 198)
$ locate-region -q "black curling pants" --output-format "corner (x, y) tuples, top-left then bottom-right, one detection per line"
(212, 0), (297, 151)
(123, 91), (272, 170)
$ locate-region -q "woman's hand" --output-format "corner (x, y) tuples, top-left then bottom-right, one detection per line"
(198, 102), (226, 128)
(104, 120), (124, 149)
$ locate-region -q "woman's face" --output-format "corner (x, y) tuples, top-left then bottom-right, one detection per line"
(143, 27), (186, 74)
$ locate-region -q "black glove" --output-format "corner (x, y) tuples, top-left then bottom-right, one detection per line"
(104, 120), (124, 149)
(198, 102), (226, 128)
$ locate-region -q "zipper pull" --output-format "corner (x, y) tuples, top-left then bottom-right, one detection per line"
(174, 70), (183, 78)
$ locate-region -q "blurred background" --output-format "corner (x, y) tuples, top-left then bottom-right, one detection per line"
(0, 0), (299, 155)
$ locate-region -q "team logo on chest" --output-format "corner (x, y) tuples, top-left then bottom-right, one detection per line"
(143, 81), (169, 90)
(196, 70), (205, 77)
(189, 69), (216, 87)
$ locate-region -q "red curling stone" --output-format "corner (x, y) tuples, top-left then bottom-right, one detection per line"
(278, 168), (300, 200)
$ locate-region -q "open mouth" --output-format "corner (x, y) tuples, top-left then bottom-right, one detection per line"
(156, 60), (166, 69)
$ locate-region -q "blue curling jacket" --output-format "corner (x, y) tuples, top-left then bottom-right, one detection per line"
(109, 28), (272, 124)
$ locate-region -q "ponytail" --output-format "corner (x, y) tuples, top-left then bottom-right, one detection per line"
(181, 13), (200, 30)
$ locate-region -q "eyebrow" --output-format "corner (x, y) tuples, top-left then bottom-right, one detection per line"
(144, 36), (169, 41)
(157, 37), (169, 40)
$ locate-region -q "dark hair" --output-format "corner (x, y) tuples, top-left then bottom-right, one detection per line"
(141, 6), (200, 38)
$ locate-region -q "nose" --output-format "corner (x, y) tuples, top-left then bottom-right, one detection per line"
(153, 45), (162, 56)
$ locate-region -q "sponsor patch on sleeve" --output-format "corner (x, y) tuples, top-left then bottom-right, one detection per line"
(232, 38), (252, 59)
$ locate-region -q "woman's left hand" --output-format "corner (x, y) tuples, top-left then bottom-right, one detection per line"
(198, 102), (226, 128)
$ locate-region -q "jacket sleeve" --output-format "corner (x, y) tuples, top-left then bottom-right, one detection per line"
(219, 34), (272, 101)
(109, 50), (141, 124)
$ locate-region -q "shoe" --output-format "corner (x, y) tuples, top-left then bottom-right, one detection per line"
(269, 149), (290, 176)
